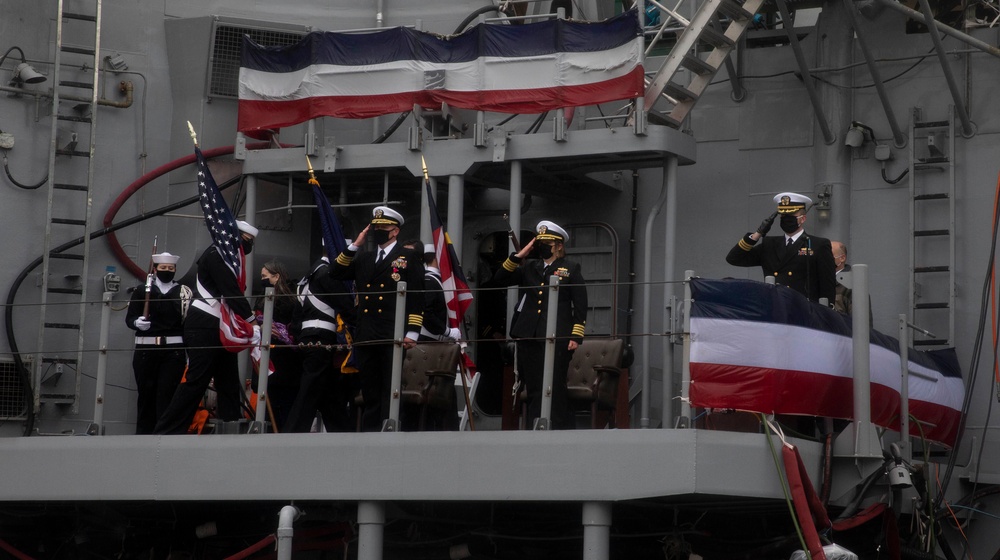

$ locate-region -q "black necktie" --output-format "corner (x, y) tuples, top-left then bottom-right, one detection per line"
(377, 249), (385, 264)
(786, 238), (794, 247)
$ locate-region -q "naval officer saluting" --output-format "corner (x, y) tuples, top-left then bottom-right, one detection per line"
(726, 192), (836, 304)
(328, 206), (425, 431)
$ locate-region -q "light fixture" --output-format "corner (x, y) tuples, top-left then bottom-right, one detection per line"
(1, 46), (46, 86)
(104, 52), (128, 73)
(815, 185), (832, 217)
(845, 121), (876, 148)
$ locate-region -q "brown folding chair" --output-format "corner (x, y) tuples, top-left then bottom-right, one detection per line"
(399, 342), (462, 430)
(565, 338), (625, 428)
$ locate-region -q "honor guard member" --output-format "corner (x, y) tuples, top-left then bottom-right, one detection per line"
(493, 220), (588, 430)
(726, 192), (836, 304)
(402, 241), (461, 343)
(284, 253), (357, 433)
(154, 221), (260, 434)
(329, 206), (425, 431)
(125, 252), (189, 434)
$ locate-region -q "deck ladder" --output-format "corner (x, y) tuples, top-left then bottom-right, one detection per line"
(641, 0), (765, 128)
(908, 106), (956, 347)
(34, 0), (103, 411)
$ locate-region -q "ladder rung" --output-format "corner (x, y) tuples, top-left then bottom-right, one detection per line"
(917, 157), (949, 164)
(699, 26), (735, 49)
(47, 288), (83, 295)
(63, 12), (98, 22)
(56, 149), (90, 158)
(681, 54), (716, 76)
(54, 183), (89, 192)
(59, 80), (94, 90)
(717, 0), (754, 21)
(61, 46), (96, 56)
(914, 266), (949, 273)
(914, 229), (949, 237)
(39, 394), (76, 404)
(49, 253), (85, 261)
(914, 193), (949, 201)
(913, 120), (950, 129)
(648, 110), (682, 129)
(664, 82), (698, 102)
(915, 302), (949, 309)
(51, 218), (87, 226)
(44, 322), (80, 330)
(913, 339), (946, 347)
(56, 114), (93, 124)
(41, 357), (77, 365)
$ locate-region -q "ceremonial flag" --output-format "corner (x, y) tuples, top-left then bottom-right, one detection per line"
(687, 278), (964, 447)
(424, 182), (473, 330)
(310, 176), (348, 259)
(238, 10), (643, 135)
(195, 146), (255, 351)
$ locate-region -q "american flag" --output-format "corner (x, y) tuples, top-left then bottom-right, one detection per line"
(196, 146), (245, 286)
(195, 146), (254, 351)
(424, 183), (473, 332)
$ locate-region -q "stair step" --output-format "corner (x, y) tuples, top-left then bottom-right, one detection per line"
(698, 26), (735, 49)
(914, 229), (949, 237)
(717, 0), (754, 21)
(59, 80), (94, 90)
(53, 183), (89, 192)
(56, 149), (90, 157)
(41, 357), (77, 365)
(914, 193), (949, 201)
(63, 12), (98, 22)
(44, 322), (80, 330)
(913, 120), (950, 130)
(913, 339), (946, 347)
(60, 45), (96, 56)
(681, 54), (716, 76)
(56, 114), (93, 124)
(47, 288), (83, 295)
(49, 253), (85, 261)
(917, 157), (949, 165)
(38, 394), (76, 404)
(52, 218), (87, 226)
(664, 82), (698, 102)
(915, 302), (949, 309)
(647, 110), (682, 128)
(914, 265), (949, 273)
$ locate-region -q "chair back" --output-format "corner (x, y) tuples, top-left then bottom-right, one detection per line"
(566, 338), (624, 404)
(400, 343), (461, 403)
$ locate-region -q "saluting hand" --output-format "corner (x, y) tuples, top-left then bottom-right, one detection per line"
(354, 225), (370, 247)
(515, 237), (535, 259)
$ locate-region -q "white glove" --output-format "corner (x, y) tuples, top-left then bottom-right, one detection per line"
(250, 325), (262, 346)
(447, 327), (462, 341)
(134, 316), (151, 331)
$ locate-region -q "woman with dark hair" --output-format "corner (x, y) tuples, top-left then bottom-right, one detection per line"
(254, 260), (302, 431)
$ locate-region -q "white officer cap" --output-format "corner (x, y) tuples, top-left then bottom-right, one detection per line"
(236, 220), (259, 237)
(535, 220), (568, 243)
(151, 252), (180, 265)
(371, 206), (404, 226)
(423, 243), (436, 255)
(774, 192), (813, 214)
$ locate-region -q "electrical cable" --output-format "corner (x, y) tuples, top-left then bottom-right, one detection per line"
(454, 5), (502, 34)
(1, 151), (47, 190)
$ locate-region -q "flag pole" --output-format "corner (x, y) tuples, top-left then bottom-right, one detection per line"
(186, 120), (199, 147)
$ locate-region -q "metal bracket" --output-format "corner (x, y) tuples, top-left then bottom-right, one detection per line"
(492, 133), (508, 162)
(235, 132), (247, 160)
(324, 136), (338, 172)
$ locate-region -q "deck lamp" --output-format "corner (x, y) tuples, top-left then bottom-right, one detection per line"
(1, 46), (47, 86)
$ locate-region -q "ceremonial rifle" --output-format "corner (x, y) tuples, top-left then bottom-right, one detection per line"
(142, 236), (157, 318)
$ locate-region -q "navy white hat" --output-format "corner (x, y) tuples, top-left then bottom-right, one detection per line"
(236, 220), (259, 237)
(371, 206), (404, 226)
(423, 243), (436, 255)
(151, 252), (180, 265)
(535, 220), (568, 242)
(774, 192), (812, 214)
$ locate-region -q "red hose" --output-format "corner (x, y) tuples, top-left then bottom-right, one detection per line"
(221, 534), (275, 560)
(0, 538), (37, 560)
(102, 143), (274, 280)
(782, 445), (830, 560)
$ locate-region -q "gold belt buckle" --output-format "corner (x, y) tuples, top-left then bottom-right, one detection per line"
(154, 336), (163, 345)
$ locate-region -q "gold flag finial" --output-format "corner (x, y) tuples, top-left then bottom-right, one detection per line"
(186, 121), (198, 147)
(305, 155), (319, 185)
(420, 155), (429, 182)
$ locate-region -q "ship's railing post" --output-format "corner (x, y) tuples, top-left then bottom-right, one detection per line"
(383, 281), (407, 432)
(251, 287), (275, 432)
(534, 274), (560, 430)
(582, 501), (612, 560)
(357, 501), (385, 560)
(87, 291), (113, 435)
(898, 313), (911, 463)
(678, 270), (694, 428)
(852, 264), (878, 456)
(662, 295), (676, 428)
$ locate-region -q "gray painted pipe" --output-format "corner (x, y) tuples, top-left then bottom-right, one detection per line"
(898, 314), (910, 462)
(852, 264), (875, 457)
(582, 501), (612, 560)
(276, 505), (301, 560)
(536, 275), (560, 430)
(640, 161), (670, 428)
(877, 0), (1000, 59)
(385, 281), (407, 431)
(916, 0), (974, 137)
(91, 292), (113, 433)
(357, 501), (385, 560)
(661, 156), (678, 428)
(448, 175), (464, 256)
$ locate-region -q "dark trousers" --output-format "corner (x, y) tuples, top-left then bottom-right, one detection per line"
(284, 335), (352, 433)
(132, 346), (185, 435)
(355, 342), (400, 432)
(153, 327), (243, 435)
(516, 338), (574, 430)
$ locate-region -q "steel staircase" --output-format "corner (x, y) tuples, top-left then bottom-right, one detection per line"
(34, 0), (103, 410)
(908, 106), (955, 347)
(641, 0), (764, 128)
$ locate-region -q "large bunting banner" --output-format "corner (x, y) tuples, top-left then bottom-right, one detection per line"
(688, 278), (964, 447)
(238, 10), (643, 135)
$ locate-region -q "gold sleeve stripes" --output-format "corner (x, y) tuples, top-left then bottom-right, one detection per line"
(502, 258), (518, 272)
(408, 314), (423, 327)
(336, 253), (354, 266)
(737, 236), (755, 251)
(572, 323), (586, 338)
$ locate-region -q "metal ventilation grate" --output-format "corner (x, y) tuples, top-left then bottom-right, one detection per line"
(209, 23), (307, 99)
(0, 356), (30, 420)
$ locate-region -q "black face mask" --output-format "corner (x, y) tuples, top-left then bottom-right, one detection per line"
(260, 278), (272, 288)
(536, 243), (554, 260)
(371, 228), (391, 246)
(155, 270), (175, 283)
(241, 237), (254, 254)
(779, 214), (800, 235)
